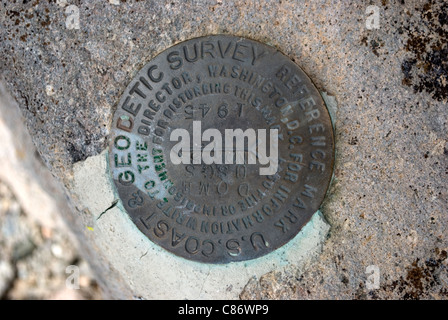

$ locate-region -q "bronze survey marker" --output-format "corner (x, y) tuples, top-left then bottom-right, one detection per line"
(109, 35), (334, 264)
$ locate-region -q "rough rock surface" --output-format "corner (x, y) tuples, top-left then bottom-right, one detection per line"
(0, 180), (102, 299)
(0, 81), (102, 299)
(0, 0), (447, 299)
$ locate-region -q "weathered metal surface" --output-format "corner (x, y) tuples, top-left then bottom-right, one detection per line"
(109, 35), (334, 264)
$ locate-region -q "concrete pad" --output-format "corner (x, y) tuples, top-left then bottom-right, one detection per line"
(73, 149), (330, 299)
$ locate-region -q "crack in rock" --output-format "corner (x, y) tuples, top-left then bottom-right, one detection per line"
(96, 199), (118, 220)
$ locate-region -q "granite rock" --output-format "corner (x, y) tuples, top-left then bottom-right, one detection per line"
(0, 0), (447, 299)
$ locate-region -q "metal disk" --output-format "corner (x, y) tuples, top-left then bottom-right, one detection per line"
(109, 35), (334, 264)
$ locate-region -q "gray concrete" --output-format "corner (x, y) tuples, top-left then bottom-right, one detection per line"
(0, 0), (447, 299)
